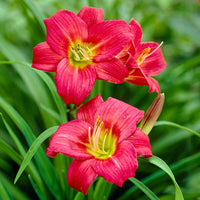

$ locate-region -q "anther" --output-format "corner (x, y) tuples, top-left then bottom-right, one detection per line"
(147, 41), (163, 57)
(136, 41), (163, 65)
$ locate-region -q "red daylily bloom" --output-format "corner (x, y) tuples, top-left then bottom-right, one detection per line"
(46, 95), (152, 194)
(32, 6), (131, 106)
(118, 18), (166, 93)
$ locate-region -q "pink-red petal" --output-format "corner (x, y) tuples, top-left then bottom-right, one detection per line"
(67, 160), (98, 194)
(46, 120), (93, 160)
(44, 10), (88, 57)
(129, 18), (142, 48)
(55, 58), (96, 106)
(77, 94), (104, 125)
(78, 6), (104, 28)
(127, 128), (152, 157)
(125, 68), (160, 94)
(92, 140), (138, 186)
(89, 20), (131, 62)
(32, 42), (62, 72)
(94, 57), (128, 83)
(135, 42), (166, 76)
(95, 97), (144, 143)
(147, 77), (160, 94)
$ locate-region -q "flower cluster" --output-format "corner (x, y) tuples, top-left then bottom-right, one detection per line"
(32, 6), (166, 106)
(32, 6), (166, 194)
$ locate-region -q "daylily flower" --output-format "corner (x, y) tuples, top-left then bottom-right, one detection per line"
(32, 6), (131, 106)
(46, 94), (152, 194)
(118, 18), (166, 93)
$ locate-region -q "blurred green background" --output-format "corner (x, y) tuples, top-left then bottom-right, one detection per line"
(0, 0), (200, 199)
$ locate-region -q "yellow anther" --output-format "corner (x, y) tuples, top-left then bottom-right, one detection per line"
(137, 47), (151, 64)
(136, 41), (164, 65)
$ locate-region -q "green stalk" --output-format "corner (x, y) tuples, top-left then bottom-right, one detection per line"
(155, 121), (200, 137)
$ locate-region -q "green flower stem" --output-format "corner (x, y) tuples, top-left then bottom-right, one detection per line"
(155, 121), (200, 137)
(54, 154), (70, 199)
(94, 177), (112, 200)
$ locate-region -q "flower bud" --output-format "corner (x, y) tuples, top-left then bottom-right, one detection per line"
(139, 93), (165, 135)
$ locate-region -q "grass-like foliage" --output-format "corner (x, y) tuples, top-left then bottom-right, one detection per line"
(0, 0), (199, 199)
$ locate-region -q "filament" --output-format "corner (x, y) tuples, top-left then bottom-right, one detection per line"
(102, 130), (108, 153)
(146, 41), (163, 58)
(71, 47), (80, 61)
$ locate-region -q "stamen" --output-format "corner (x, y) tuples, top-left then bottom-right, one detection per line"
(92, 116), (100, 145)
(102, 130), (108, 153)
(88, 127), (94, 150)
(146, 41), (163, 58)
(84, 44), (93, 56)
(71, 47), (80, 61)
(78, 44), (90, 60)
(87, 116), (117, 158)
(95, 116), (100, 124)
(94, 121), (104, 151)
(136, 41), (164, 65)
(107, 128), (112, 145)
(136, 47), (151, 64)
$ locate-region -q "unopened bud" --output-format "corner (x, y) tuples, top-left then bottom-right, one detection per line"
(139, 93), (165, 135)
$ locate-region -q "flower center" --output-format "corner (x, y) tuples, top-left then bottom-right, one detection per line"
(69, 42), (94, 69)
(87, 116), (117, 159)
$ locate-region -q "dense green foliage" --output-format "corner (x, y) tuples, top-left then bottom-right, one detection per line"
(0, 0), (199, 199)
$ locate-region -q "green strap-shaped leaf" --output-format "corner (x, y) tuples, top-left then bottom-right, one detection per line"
(0, 96), (62, 199)
(0, 61), (66, 124)
(0, 113), (46, 196)
(93, 177), (112, 200)
(74, 192), (86, 200)
(129, 177), (160, 200)
(155, 121), (200, 137)
(15, 0), (46, 34)
(0, 38), (59, 127)
(0, 139), (22, 165)
(141, 155), (184, 200)
(14, 126), (58, 184)
(0, 172), (30, 200)
(28, 175), (46, 200)
(119, 152), (200, 200)
(34, 69), (67, 124)
(0, 179), (14, 200)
